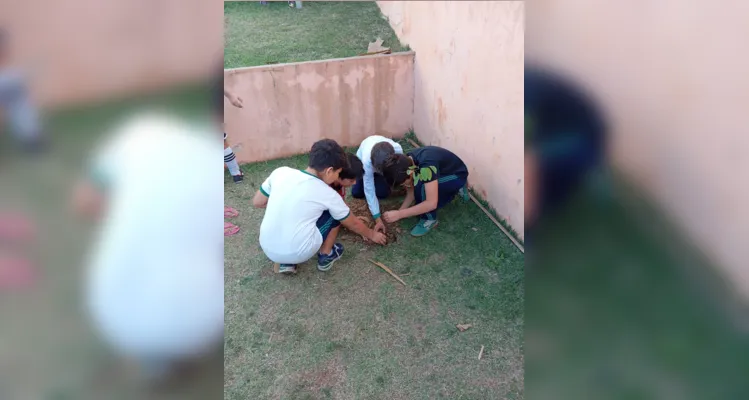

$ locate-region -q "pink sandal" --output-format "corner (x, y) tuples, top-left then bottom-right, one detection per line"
(0, 256), (36, 290)
(224, 222), (240, 236)
(224, 207), (239, 218)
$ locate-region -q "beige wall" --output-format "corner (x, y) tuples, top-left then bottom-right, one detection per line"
(1, 0), (222, 108)
(224, 52), (415, 163)
(526, 2), (749, 298)
(377, 1), (525, 238)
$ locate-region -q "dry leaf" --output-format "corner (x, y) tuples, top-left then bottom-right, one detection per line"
(472, 227), (478, 231)
(367, 37), (390, 53)
(456, 323), (473, 332)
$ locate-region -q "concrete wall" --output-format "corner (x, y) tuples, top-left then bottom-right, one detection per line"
(526, 2), (749, 298)
(223, 52), (415, 163)
(1, 0), (222, 108)
(377, 1), (525, 238)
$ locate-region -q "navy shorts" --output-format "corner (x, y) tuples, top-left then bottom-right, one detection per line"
(316, 211), (341, 241)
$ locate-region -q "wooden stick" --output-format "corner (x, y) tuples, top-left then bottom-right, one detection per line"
(469, 193), (525, 254)
(478, 345), (485, 360)
(359, 49), (392, 56)
(404, 139), (524, 253)
(368, 259), (407, 286)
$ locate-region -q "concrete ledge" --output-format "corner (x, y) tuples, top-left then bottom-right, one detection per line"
(224, 52), (415, 163)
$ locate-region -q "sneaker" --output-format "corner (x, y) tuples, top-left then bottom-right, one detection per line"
(288, 1), (295, 7)
(458, 185), (469, 202)
(410, 219), (439, 237)
(278, 264), (297, 275)
(232, 174), (244, 184)
(317, 243), (344, 272)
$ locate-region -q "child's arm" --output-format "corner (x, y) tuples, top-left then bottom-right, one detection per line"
(340, 215), (387, 245)
(253, 173), (273, 208)
(252, 190), (268, 208)
(362, 164), (382, 220)
(384, 181), (438, 222)
(399, 186), (415, 210)
(224, 88), (244, 108)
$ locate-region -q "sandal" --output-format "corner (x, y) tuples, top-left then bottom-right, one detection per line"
(224, 222), (240, 236)
(224, 207), (239, 218)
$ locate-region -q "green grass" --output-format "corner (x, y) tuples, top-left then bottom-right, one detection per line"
(0, 84), (221, 399)
(526, 179), (749, 399)
(224, 1), (408, 68)
(223, 138), (525, 399)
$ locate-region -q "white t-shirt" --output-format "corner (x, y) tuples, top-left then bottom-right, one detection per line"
(86, 113), (224, 359)
(259, 167), (350, 264)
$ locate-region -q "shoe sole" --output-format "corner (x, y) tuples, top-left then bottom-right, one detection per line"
(317, 254), (343, 272)
(411, 221), (439, 237)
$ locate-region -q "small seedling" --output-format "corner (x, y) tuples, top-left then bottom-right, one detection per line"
(407, 165), (438, 185)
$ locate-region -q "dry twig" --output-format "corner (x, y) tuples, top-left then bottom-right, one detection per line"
(368, 259), (407, 286)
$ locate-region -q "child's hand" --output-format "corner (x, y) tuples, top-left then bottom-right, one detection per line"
(369, 230), (387, 245)
(374, 218), (387, 233)
(382, 210), (401, 223)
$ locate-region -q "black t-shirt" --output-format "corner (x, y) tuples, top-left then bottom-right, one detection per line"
(408, 146), (468, 183)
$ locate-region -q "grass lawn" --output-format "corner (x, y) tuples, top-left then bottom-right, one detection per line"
(527, 181), (749, 399)
(223, 139), (525, 399)
(0, 85), (222, 399)
(224, 1), (408, 68)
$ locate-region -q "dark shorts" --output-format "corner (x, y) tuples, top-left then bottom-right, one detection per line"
(414, 173), (468, 221)
(351, 173), (392, 200)
(316, 211), (341, 241)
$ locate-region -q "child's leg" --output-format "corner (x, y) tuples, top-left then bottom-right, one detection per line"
(223, 133), (243, 182)
(413, 175), (468, 221)
(351, 173), (391, 199)
(316, 211), (344, 271)
(316, 211), (342, 254)
(411, 174), (468, 236)
(434, 174), (468, 209)
(373, 173), (392, 199)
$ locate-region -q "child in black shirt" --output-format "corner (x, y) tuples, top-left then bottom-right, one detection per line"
(381, 146), (469, 236)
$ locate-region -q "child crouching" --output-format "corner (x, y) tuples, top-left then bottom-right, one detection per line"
(381, 146), (469, 237)
(252, 140), (386, 274)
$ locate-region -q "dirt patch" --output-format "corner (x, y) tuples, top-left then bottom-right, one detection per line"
(341, 199), (403, 244)
(295, 355), (347, 396)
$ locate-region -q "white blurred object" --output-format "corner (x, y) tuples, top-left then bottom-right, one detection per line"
(84, 112), (223, 368)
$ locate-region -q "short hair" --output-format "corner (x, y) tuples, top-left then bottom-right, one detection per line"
(382, 153), (411, 187)
(340, 153), (364, 180)
(371, 141), (395, 173)
(309, 139), (348, 171)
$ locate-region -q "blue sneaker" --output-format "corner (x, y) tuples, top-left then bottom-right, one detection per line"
(278, 264), (297, 275)
(410, 219), (439, 237)
(458, 185), (470, 202)
(317, 243), (344, 272)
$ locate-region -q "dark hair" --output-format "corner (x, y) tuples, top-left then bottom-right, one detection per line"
(371, 141), (395, 172)
(309, 139), (348, 171)
(213, 64), (224, 119)
(340, 153), (364, 180)
(382, 154), (411, 187)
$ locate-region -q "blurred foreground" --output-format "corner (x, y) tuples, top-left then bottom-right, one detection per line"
(526, 0), (749, 394)
(0, 84), (223, 399)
